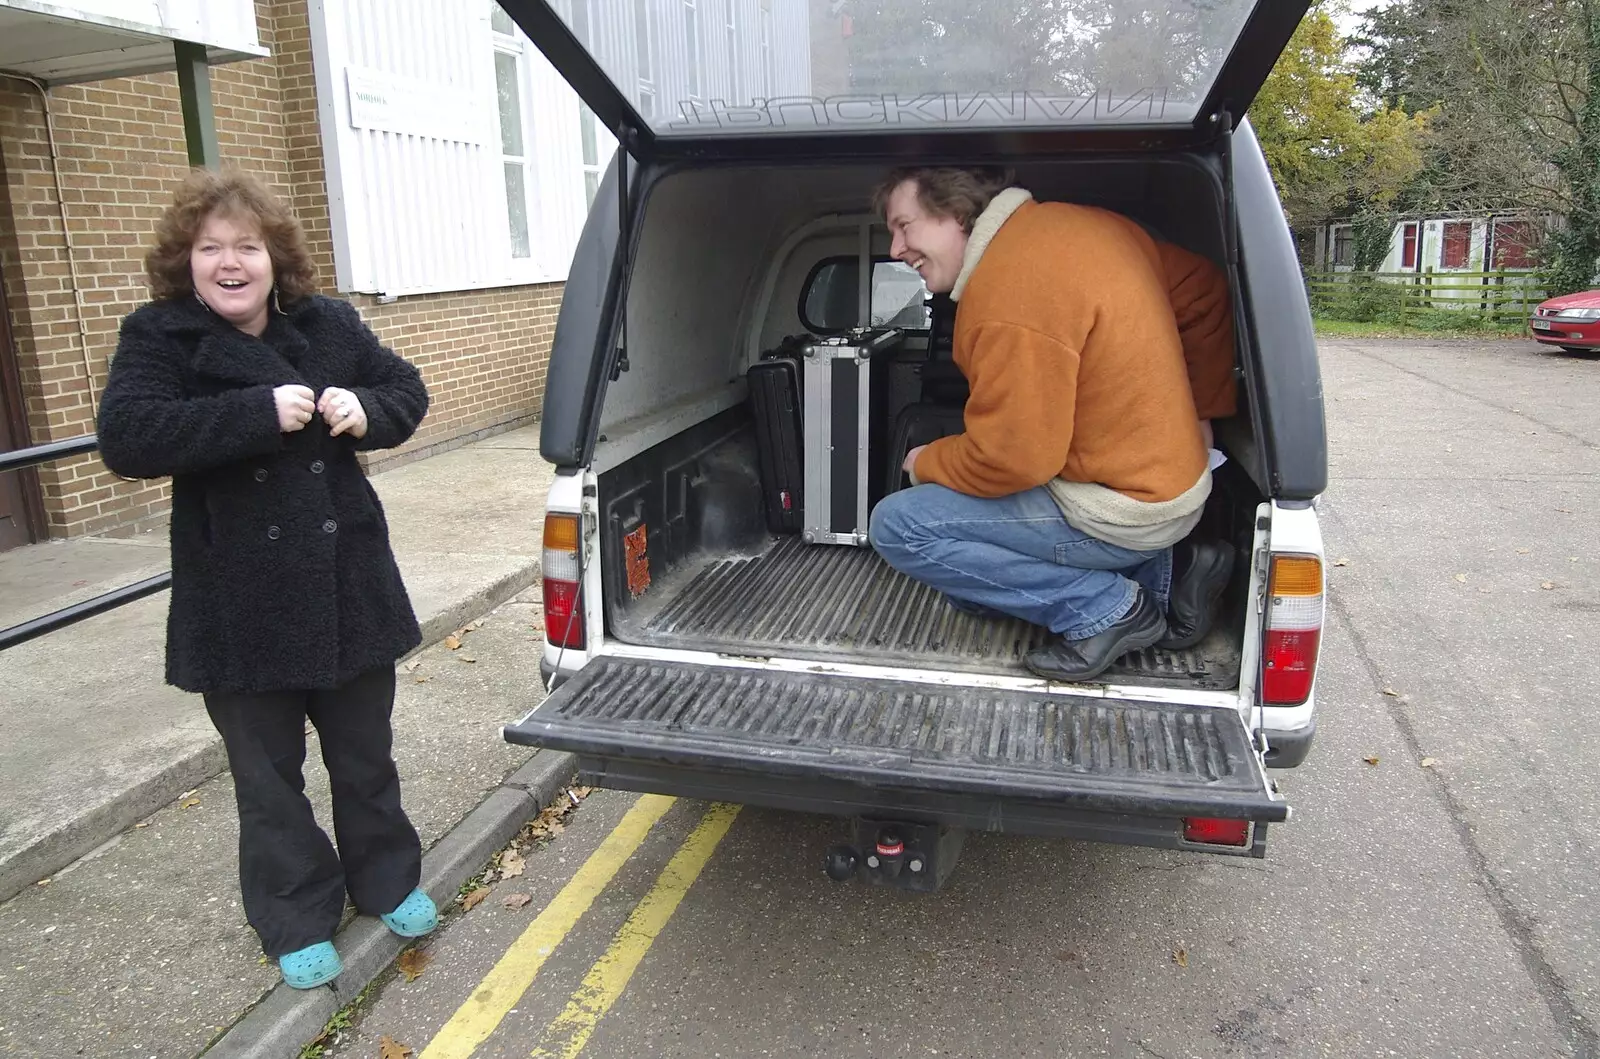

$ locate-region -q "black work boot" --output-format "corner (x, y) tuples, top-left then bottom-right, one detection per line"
(1158, 539), (1235, 650)
(1024, 589), (1168, 683)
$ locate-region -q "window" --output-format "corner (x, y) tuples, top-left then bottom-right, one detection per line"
(634, 0), (655, 118)
(724, 0), (740, 103)
(801, 257), (932, 332)
(1330, 226), (1353, 267)
(1441, 221), (1471, 269)
(684, 0), (700, 98)
(579, 105), (603, 208)
(1401, 222), (1418, 270)
(492, 10), (531, 259)
(760, 0), (774, 98)
(570, 0), (590, 45)
(1494, 220), (1538, 269)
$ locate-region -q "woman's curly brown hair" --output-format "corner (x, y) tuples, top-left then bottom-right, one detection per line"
(145, 166), (317, 303)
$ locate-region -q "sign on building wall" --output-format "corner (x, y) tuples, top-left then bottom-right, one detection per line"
(345, 67), (489, 144)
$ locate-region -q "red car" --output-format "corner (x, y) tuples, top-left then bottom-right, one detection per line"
(1529, 290), (1600, 351)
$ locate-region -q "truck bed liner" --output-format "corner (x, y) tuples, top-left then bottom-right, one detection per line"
(614, 537), (1241, 689)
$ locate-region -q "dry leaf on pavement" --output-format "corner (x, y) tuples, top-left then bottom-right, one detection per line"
(379, 1034), (414, 1059)
(402, 658), (421, 672)
(180, 798), (201, 809)
(1172, 948), (1188, 968)
(443, 634), (462, 650)
(1381, 687), (1399, 697)
(500, 851), (526, 879)
(459, 887), (491, 912)
(1364, 756), (1380, 766)
(1453, 573), (1468, 583)
(1332, 558), (1349, 567)
(1541, 581), (1557, 590)
(395, 947), (431, 982)
(503, 893), (533, 910)
(458, 654), (477, 664)
(1420, 757), (1437, 768)
(466, 620), (483, 631)
(1516, 548), (1531, 554)
(413, 675), (430, 684)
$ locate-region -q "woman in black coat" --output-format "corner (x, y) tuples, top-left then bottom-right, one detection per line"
(97, 167), (436, 989)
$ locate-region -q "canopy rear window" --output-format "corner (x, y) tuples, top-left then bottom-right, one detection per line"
(544, 0), (1260, 138)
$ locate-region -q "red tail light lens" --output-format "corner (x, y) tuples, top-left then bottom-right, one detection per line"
(543, 514), (585, 650)
(1183, 817), (1251, 847)
(1262, 555), (1323, 707)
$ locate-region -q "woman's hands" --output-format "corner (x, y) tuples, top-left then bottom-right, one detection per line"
(317, 387), (368, 439)
(273, 384), (367, 438)
(273, 385), (315, 433)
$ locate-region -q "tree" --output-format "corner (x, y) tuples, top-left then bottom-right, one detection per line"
(1251, 5), (1430, 233)
(1355, 0), (1600, 291)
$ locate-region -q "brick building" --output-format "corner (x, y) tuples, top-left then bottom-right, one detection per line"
(0, 0), (589, 548)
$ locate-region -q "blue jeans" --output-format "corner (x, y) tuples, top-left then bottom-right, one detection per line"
(868, 484), (1172, 639)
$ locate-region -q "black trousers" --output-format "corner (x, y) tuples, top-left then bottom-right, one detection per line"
(203, 666), (421, 957)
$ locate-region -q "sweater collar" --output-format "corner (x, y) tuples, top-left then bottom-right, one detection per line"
(950, 187), (1034, 303)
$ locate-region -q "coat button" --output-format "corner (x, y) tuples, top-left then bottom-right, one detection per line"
(254, 468), (268, 482)
(322, 519), (338, 534)
(310, 460), (325, 474)
(266, 525), (281, 541)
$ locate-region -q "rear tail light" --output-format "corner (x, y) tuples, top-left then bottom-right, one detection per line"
(543, 513), (585, 650)
(1182, 817), (1252, 847)
(1262, 554), (1323, 706)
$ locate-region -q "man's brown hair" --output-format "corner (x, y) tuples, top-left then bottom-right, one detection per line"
(145, 166), (317, 303)
(871, 166), (1015, 233)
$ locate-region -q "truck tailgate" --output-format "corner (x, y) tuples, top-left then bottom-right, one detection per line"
(506, 657), (1286, 823)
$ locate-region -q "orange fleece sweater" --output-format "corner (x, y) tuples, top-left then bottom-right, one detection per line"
(915, 199), (1207, 504)
(1157, 240), (1237, 421)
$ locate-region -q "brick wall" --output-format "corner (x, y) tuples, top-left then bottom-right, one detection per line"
(0, 0), (559, 539)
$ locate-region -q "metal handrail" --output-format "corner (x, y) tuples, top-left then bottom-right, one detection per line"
(0, 433), (99, 473)
(0, 433), (173, 653)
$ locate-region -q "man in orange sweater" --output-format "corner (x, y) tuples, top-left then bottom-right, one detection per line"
(868, 168), (1234, 681)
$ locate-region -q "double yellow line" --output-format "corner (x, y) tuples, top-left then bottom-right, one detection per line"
(420, 795), (739, 1059)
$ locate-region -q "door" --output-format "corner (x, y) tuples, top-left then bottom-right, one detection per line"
(496, 0), (1312, 163)
(0, 275), (42, 551)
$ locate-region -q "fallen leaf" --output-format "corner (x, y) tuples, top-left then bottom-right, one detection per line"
(395, 947), (431, 982)
(1172, 948), (1188, 968)
(1364, 756), (1380, 766)
(1420, 757), (1437, 768)
(36, 878), (50, 887)
(466, 620), (483, 631)
(503, 892), (533, 910)
(500, 851), (526, 879)
(379, 1034), (414, 1059)
(413, 675), (431, 684)
(1332, 558), (1349, 567)
(443, 634), (462, 650)
(1381, 687), (1399, 697)
(572, 785), (595, 799)
(180, 798), (201, 809)
(1453, 573), (1467, 584)
(1570, 557), (1580, 563)
(134, 821), (150, 829)
(458, 654), (477, 664)
(1542, 581), (1557, 591)
(1556, 508), (1573, 514)
(459, 887), (491, 912)
(1516, 548), (1531, 555)
(402, 658), (422, 673)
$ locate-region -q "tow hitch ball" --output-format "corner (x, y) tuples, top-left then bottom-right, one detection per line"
(824, 819), (964, 892)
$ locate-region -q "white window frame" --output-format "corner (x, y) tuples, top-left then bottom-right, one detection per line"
(684, 0), (701, 100)
(634, 0), (656, 119)
(723, 0), (740, 104)
(491, 9), (539, 280)
(759, 0), (774, 99)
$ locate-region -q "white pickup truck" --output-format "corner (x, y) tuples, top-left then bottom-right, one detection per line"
(502, 0), (1326, 890)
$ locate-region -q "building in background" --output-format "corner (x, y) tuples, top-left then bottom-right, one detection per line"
(0, 0), (810, 549)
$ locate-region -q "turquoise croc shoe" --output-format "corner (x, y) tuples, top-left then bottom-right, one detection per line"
(278, 941), (341, 989)
(380, 888), (438, 938)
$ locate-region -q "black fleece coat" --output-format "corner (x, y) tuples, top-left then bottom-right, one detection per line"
(97, 295), (429, 695)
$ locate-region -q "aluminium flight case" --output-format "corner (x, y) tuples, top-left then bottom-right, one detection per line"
(801, 327), (903, 546)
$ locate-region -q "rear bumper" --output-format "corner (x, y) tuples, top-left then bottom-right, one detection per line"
(1263, 718), (1316, 769)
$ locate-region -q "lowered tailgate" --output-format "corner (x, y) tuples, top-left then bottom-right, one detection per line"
(507, 658), (1285, 830)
